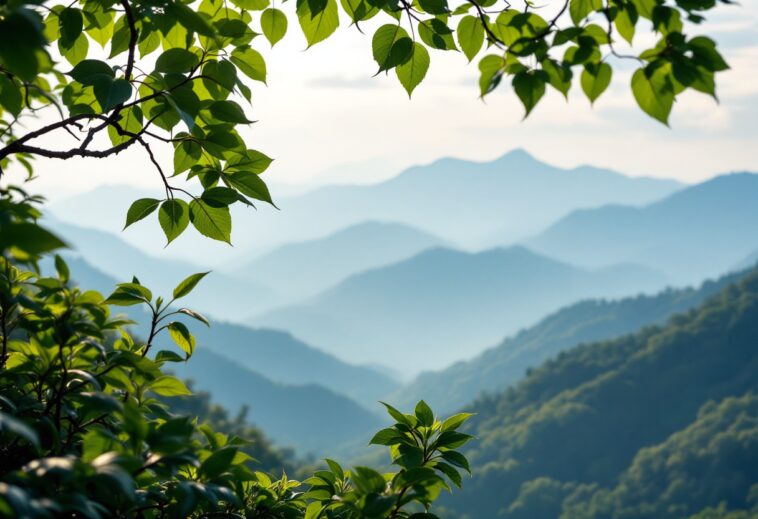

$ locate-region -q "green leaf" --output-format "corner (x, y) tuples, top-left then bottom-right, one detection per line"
(168, 322), (196, 356)
(0, 75), (23, 117)
(615, 4), (638, 44)
(208, 100), (254, 124)
(415, 400), (434, 427)
(189, 200), (232, 244)
(441, 412), (474, 432)
(173, 272), (210, 299)
(173, 140), (202, 174)
(326, 458), (345, 480)
(631, 64), (674, 124)
(435, 462), (462, 487)
(59, 7), (84, 48)
(304, 502), (323, 519)
(419, 18), (457, 51)
(581, 62), (612, 104)
(396, 43), (430, 97)
(158, 199), (190, 244)
(178, 308), (211, 326)
(69, 59), (114, 85)
(104, 287), (147, 306)
(171, 3), (215, 36)
(150, 376), (192, 396)
(92, 77), (132, 111)
(156, 48), (200, 74)
(569, 0), (602, 25)
(369, 427), (405, 446)
(440, 450), (470, 473)
(478, 54), (505, 97)
(261, 8), (288, 47)
(54, 254), (70, 283)
(230, 46), (267, 84)
(200, 446), (238, 479)
(418, 0), (448, 14)
(381, 401), (415, 426)
(372, 24), (413, 73)
(224, 171), (274, 205)
(512, 70), (546, 117)
(434, 430), (474, 449)
(341, 0), (381, 23)
(296, 0), (339, 47)
(61, 33), (90, 66)
(457, 15), (484, 62)
(0, 223), (67, 256)
(542, 59), (572, 98)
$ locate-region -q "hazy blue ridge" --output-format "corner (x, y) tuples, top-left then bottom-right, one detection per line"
(527, 172), (758, 285)
(49, 149), (682, 263)
(250, 246), (669, 375)
(232, 221), (446, 304)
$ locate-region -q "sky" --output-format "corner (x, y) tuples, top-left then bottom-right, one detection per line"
(6, 0), (758, 202)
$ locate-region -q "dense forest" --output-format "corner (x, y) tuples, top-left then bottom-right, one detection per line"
(434, 267), (758, 518)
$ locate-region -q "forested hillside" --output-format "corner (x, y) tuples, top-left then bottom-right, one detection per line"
(392, 270), (741, 412)
(437, 267), (758, 519)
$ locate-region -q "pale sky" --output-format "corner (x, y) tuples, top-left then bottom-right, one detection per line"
(6, 1), (758, 201)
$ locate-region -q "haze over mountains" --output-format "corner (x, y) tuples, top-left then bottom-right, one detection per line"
(232, 221), (446, 303)
(528, 173), (758, 284)
(390, 270), (741, 412)
(49, 149), (682, 264)
(252, 246), (668, 374)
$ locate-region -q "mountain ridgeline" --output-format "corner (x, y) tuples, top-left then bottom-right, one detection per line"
(390, 269), (742, 413)
(528, 172), (758, 285)
(252, 246), (668, 374)
(437, 266), (758, 519)
(49, 150), (681, 263)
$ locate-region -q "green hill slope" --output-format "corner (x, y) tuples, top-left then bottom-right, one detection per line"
(391, 271), (739, 413)
(438, 267), (758, 519)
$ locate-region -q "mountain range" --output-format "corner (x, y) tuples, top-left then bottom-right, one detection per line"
(44, 217), (278, 320)
(251, 246), (668, 375)
(231, 221), (446, 304)
(389, 269), (741, 413)
(49, 149), (682, 264)
(527, 172), (758, 285)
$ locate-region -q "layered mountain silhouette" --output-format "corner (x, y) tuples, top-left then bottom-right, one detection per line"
(44, 217), (279, 320)
(251, 246), (668, 375)
(232, 221), (445, 303)
(527, 172), (758, 285)
(49, 150), (681, 264)
(390, 269), (741, 413)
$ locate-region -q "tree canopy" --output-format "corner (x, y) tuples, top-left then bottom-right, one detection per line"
(0, 0), (732, 245)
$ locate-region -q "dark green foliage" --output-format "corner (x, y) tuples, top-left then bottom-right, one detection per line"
(0, 187), (472, 518)
(438, 266), (758, 519)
